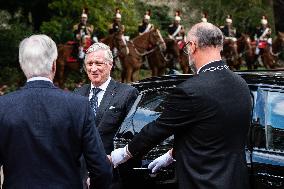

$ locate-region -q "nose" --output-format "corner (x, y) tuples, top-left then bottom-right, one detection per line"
(90, 64), (98, 72)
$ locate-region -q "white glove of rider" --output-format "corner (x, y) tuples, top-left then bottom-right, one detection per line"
(111, 145), (132, 168)
(148, 150), (175, 173)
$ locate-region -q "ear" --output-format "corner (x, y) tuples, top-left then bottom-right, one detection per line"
(52, 60), (56, 74)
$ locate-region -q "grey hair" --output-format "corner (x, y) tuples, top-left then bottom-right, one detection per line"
(19, 34), (58, 78)
(188, 22), (224, 50)
(85, 42), (113, 63)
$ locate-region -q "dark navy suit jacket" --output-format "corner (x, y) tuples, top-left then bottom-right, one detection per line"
(128, 61), (252, 189)
(74, 79), (138, 154)
(0, 80), (112, 189)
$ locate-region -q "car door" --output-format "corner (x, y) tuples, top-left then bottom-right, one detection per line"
(249, 86), (284, 189)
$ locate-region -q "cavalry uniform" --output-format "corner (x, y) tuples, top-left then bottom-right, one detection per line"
(254, 16), (272, 55)
(73, 13), (94, 65)
(73, 23), (94, 41)
(138, 10), (153, 35)
(138, 23), (153, 35)
(168, 23), (185, 42)
(221, 25), (237, 39)
(220, 15), (237, 42)
(109, 22), (125, 34)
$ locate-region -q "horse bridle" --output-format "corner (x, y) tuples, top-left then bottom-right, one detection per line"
(131, 29), (166, 56)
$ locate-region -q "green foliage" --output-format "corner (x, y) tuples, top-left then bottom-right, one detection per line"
(182, 0), (274, 35)
(40, 20), (64, 43)
(134, 1), (172, 37)
(0, 10), (33, 68)
(40, 0), (138, 43)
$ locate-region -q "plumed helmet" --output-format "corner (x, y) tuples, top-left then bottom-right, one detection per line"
(261, 15), (268, 25)
(81, 13), (88, 18)
(81, 8), (88, 18)
(115, 8), (121, 19)
(144, 10), (151, 20)
(226, 15), (232, 24)
(175, 10), (181, 21)
(201, 12), (208, 22)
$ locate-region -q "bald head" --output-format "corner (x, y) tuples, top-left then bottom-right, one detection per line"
(187, 22), (223, 50)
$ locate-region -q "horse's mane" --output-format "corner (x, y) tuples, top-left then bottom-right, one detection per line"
(132, 28), (157, 42)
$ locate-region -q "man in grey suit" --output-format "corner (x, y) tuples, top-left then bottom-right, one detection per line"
(0, 34), (112, 189)
(74, 42), (138, 188)
(111, 22), (252, 189)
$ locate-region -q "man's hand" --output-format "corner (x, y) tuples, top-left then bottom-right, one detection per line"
(111, 145), (132, 168)
(148, 150), (175, 173)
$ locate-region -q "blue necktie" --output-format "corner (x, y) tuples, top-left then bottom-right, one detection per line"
(90, 88), (102, 118)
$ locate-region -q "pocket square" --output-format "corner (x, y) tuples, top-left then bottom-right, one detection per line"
(109, 106), (116, 110)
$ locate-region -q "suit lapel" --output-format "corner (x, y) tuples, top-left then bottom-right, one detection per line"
(96, 79), (117, 125)
(79, 84), (91, 97)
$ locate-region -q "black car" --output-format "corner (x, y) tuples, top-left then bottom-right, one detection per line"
(113, 71), (284, 189)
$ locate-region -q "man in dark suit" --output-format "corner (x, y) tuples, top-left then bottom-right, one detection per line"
(111, 22), (252, 189)
(74, 42), (138, 188)
(0, 34), (112, 189)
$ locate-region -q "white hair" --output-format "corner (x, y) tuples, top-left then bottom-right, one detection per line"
(19, 34), (58, 78)
(85, 42), (113, 63)
(188, 22), (224, 49)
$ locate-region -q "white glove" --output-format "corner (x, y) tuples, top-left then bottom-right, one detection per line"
(111, 145), (132, 168)
(148, 150), (175, 173)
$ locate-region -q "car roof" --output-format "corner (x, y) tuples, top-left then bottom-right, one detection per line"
(131, 70), (284, 92)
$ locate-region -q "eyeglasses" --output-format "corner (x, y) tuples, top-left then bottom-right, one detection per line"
(182, 41), (195, 55)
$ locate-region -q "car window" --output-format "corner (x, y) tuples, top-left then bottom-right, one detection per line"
(251, 86), (284, 152)
(251, 87), (266, 149)
(266, 91), (284, 151)
(119, 89), (174, 135)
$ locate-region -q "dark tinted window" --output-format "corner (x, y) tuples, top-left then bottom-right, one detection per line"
(120, 89), (173, 134)
(266, 91), (284, 151)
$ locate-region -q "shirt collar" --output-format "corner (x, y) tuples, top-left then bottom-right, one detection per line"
(90, 76), (111, 92)
(197, 60), (222, 74)
(27, 76), (53, 83)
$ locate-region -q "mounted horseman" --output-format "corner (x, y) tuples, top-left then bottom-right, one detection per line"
(254, 15), (272, 65)
(138, 10), (154, 35)
(108, 8), (128, 70)
(138, 10), (154, 69)
(73, 8), (94, 68)
(220, 15), (237, 42)
(220, 15), (240, 69)
(167, 10), (186, 73)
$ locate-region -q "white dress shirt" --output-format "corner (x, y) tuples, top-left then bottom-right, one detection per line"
(89, 77), (111, 107)
(27, 76), (53, 83)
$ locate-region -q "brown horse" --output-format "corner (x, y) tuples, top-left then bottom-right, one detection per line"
(260, 32), (284, 69)
(237, 34), (256, 70)
(161, 38), (190, 74)
(55, 42), (81, 87)
(147, 38), (180, 76)
(115, 29), (166, 82)
(222, 38), (241, 70)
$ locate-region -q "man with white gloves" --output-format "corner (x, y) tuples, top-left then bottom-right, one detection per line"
(111, 22), (251, 189)
(147, 149), (175, 173)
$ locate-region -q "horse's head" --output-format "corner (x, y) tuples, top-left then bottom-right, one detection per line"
(100, 34), (116, 50)
(237, 34), (252, 54)
(277, 32), (284, 49)
(165, 38), (180, 58)
(148, 28), (166, 51)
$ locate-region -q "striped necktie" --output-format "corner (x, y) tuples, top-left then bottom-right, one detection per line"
(90, 87), (102, 117)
